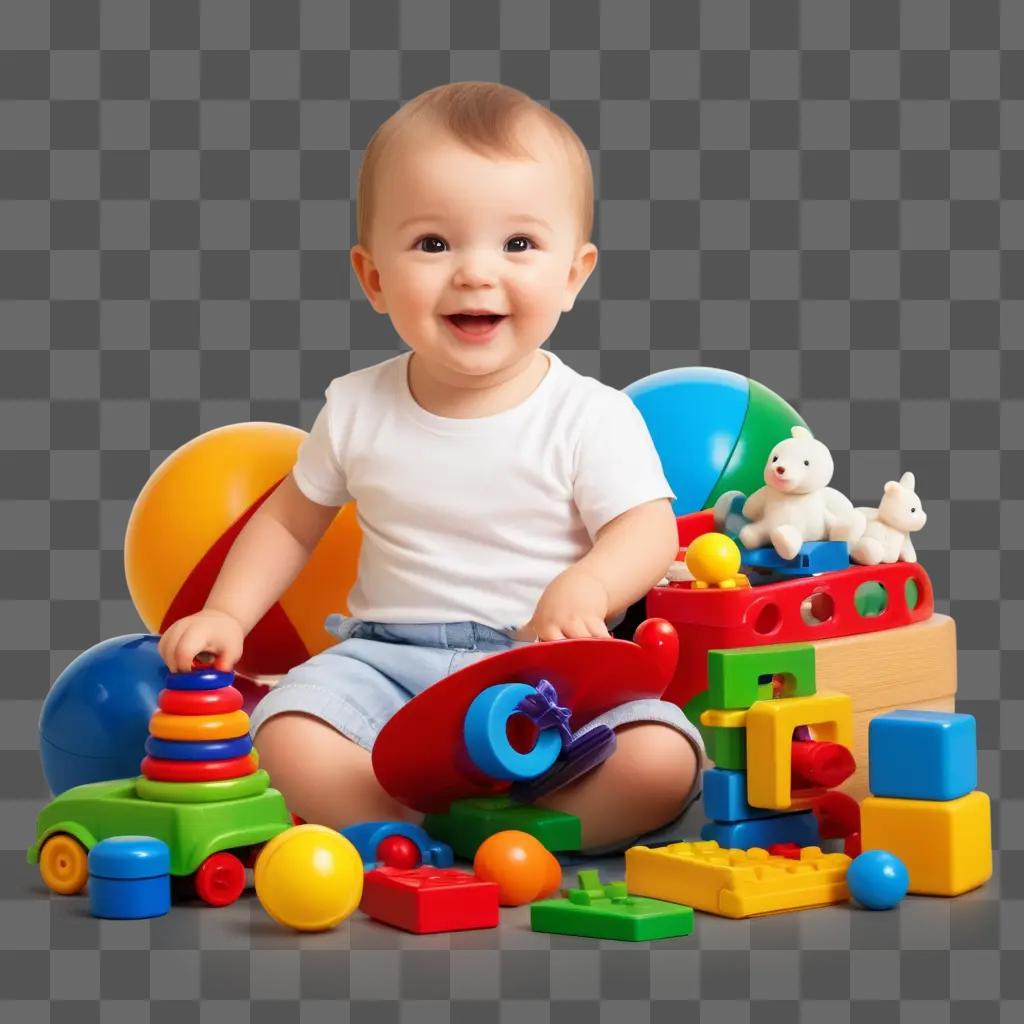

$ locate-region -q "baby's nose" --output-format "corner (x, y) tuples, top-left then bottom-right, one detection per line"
(776, 465), (786, 476)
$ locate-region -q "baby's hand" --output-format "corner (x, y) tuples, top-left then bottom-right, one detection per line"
(158, 609), (245, 674)
(516, 567), (611, 642)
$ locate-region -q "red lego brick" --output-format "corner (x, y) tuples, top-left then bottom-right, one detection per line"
(360, 866), (500, 934)
(767, 843), (803, 860)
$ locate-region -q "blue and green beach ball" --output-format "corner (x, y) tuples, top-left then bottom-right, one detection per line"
(624, 366), (806, 516)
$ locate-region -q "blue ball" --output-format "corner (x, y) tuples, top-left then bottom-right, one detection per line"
(847, 850), (909, 911)
(39, 634), (168, 795)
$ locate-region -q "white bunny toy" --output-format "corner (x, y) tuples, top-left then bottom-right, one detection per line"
(737, 426), (866, 561)
(850, 471), (927, 565)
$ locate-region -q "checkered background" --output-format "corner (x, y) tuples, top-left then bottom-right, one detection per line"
(1, 0), (1021, 1019)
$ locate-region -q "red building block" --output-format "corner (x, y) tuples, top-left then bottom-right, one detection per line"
(360, 867), (500, 934)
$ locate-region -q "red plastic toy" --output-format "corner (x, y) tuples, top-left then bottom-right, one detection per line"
(360, 866), (500, 933)
(140, 753), (257, 783)
(376, 834), (421, 869)
(158, 687), (243, 715)
(372, 618), (679, 813)
(648, 561), (934, 709)
(812, 790), (861, 841)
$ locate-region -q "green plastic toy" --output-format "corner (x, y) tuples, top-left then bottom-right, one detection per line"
(531, 869), (694, 941)
(707, 643), (816, 710)
(704, 724), (746, 769)
(424, 795), (581, 859)
(28, 772), (291, 906)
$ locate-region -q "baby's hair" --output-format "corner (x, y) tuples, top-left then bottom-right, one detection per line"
(356, 81), (594, 250)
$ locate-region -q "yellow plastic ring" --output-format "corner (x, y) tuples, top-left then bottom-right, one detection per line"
(39, 833), (90, 895)
(149, 709), (251, 742)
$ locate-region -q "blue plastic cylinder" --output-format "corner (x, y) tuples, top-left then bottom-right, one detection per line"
(463, 683), (563, 781)
(88, 836), (171, 920)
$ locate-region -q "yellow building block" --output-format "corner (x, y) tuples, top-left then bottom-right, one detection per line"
(700, 707), (747, 729)
(861, 791), (992, 896)
(625, 840), (850, 919)
(745, 692), (854, 811)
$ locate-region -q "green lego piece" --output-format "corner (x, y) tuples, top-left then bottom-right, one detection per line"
(707, 643), (816, 709)
(704, 725), (746, 769)
(531, 869), (694, 941)
(423, 795), (581, 859)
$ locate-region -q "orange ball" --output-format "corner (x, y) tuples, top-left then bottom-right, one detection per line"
(124, 422), (361, 678)
(473, 830), (562, 907)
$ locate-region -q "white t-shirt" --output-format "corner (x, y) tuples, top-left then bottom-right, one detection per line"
(292, 349), (675, 631)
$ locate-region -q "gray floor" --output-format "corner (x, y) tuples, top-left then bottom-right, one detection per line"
(2, 0), (1022, 1018)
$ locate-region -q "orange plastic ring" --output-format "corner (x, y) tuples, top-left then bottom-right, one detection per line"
(148, 709), (250, 742)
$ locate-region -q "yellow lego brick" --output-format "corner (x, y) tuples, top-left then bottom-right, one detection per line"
(625, 840), (851, 919)
(745, 692), (854, 811)
(700, 707), (748, 729)
(861, 791), (992, 896)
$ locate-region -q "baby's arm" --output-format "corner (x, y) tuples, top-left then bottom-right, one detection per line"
(520, 498), (678, 641)
(159, 473), (342, 671)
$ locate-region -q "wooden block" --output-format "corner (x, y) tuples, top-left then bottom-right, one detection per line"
(808, 615), (957, 800)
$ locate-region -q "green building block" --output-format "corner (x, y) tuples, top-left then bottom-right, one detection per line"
(707, 643), (816, 709)
(531, 869), (694, 941)
(704, 725), (746, 769)
(423, 796), (581, 860)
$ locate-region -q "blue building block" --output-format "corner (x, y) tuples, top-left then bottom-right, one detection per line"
(739, 541), (850, 578)
(340, 821), (454, 869)
(700, 810), (820, 851)
(702, 768), (779, 823)
(868, 710), (977, 801)
(88, 836), (171, 920)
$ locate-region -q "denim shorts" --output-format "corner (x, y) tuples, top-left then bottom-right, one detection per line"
(247, 615), (706, 853)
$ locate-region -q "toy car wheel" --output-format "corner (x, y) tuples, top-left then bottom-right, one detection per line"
(193, 851), (246, 907)
(39, 834), (90, 896)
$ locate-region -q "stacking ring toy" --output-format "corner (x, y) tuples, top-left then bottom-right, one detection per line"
(164, 668), (235, 691)
(135, 770), (269, 804)
(140, 753), (257, 783)
(463, 684), (563, 782)
(145, 735), (252, 761)
(148, 710), (250, 742)
(159, 687), (243, 715)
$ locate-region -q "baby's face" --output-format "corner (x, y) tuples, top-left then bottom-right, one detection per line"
(351, 117), (597, 387)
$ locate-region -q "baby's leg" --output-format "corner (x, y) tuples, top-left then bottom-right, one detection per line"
(255, 712), (419, 829)
(535, 715), (701, 851)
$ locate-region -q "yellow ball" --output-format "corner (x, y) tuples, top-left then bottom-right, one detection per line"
(685, 532), (741, 584)
(255, 825), (364, 931)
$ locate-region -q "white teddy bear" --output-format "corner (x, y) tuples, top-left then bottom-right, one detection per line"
(736, 426), (866, 560)
(849, 471), (927, 565)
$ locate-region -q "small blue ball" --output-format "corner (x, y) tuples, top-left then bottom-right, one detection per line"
(847, 850), (909, 911)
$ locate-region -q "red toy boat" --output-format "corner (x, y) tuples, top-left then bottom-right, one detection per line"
(372, 618), (679, 814)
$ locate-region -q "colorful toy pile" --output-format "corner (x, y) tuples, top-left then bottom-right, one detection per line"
(861, 710), (992, 896)
(140, 666), (257, 794)
(29, 665), (292, 910)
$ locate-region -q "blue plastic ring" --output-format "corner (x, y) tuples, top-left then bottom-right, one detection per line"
(145, 735), (253, 761)
(462, 683), (562, 782)
(164, 668), (234, 691)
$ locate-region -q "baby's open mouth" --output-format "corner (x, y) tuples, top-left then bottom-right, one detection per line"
(445, 313), (507, 334)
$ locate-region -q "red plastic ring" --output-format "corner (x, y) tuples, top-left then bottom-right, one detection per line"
(140, 753), (257, 783)
(158, 686), (243, 716)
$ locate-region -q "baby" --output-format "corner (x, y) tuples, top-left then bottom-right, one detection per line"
(159, 82), (705, 852)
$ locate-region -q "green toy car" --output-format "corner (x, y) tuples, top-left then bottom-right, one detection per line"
(27, 771), (291, 907)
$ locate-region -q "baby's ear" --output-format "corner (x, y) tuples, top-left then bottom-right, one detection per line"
(883, 480), (900, 495)
(350, 245), (388, 314)
(791, 425), (813, 440)
(899, 471), (916, 490)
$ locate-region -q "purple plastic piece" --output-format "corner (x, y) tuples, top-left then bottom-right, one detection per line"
(510, 725), (617, 802)
(516, 679), (573, 746)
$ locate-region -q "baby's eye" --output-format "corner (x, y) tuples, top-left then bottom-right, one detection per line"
(416, 236), (447, 253)
(771, 455), (778, 463)
(803, 460), (809, 466)
(504, 236), (535, 253)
